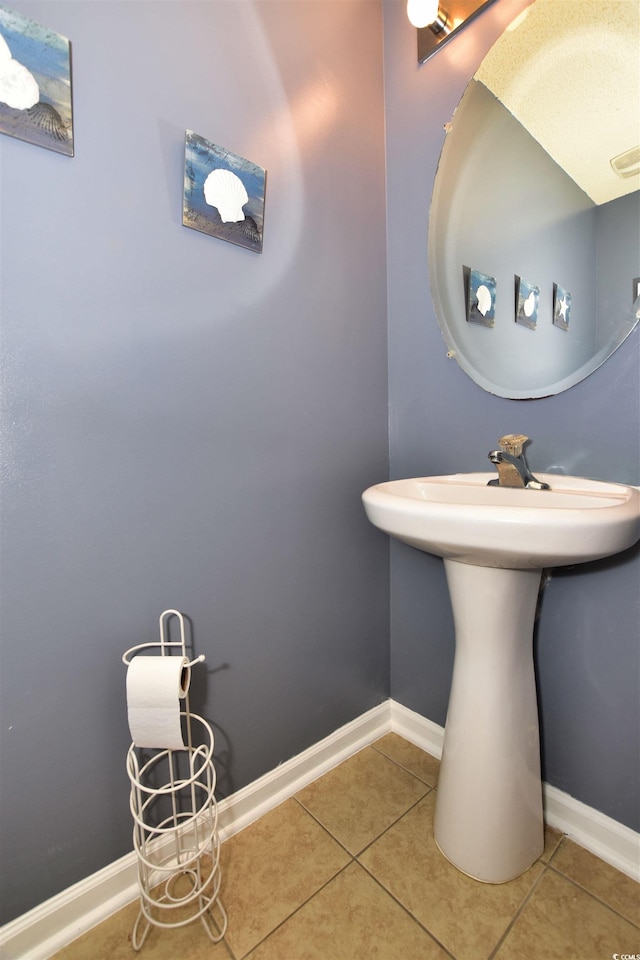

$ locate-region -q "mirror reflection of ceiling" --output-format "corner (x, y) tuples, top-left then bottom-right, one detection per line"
(476, 0), (640, 205)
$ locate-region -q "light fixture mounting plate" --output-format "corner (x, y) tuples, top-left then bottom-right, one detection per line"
(418, 0), (497, 64)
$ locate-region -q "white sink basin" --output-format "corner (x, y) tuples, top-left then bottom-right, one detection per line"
(362, 472), (640, 569)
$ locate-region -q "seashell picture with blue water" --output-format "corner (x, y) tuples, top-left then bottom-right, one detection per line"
(515, 276), (539, 330)
(0, 5), (73, 156)
(464, 267), (496, 327)
(183, 131), (266, 253)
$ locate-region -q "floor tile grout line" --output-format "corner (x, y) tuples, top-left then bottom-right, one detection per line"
(292, 794), (360, 859)
(369, 741), (440, 790)
(237, 860), (357, 960)
(365, 740), (439, 792)
(209, 811), (638, 960)
(484, 861), (551, 960)
(352, 780), (559, 958)
(222, 931), (239, 960)
(544, 860), (640, 930)
(219, 798), (356, 960)
(287, 788), (463, 954)
(293, 784), (434, 860)
(355, 856), (458, 960)
(353, 789), (435, 860)
(196, 906), (237, 960)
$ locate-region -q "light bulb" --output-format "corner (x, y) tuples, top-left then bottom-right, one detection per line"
(406, 0), (440, 28)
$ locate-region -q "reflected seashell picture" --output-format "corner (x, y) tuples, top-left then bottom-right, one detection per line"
(0, 6), (73, 156)
(515, 276), (539, 330)
(464, 266), (496, 327)
(183, 131), (266, 253)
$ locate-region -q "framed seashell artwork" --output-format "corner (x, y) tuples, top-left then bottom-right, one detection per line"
(183, 131), (266, 253)
(0, 6), (73, 156)
(515, 275), (539, 331)
(464, 266), (496, 328)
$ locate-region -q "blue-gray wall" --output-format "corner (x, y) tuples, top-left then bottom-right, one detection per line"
(383, 0), (639, 830)
(0, 0), (389, 923)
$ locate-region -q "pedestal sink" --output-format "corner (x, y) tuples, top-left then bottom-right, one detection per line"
(362, 472), (640, 882)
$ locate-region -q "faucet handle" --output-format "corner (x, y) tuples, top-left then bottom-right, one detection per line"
(499, 434), (529, 457)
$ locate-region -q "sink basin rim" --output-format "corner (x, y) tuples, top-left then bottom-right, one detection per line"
(387, 473), (633, 508)
(362, 472), (640, 569)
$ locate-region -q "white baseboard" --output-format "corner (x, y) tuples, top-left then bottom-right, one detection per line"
(388, 699), (444, 758)
(1, 699), (638, 960)
(543, 783), (640, 882)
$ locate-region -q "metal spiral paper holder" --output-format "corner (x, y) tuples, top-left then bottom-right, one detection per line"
(122, 610), (227, 951)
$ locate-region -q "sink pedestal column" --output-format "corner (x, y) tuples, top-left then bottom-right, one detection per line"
(433, 560), (544, 883)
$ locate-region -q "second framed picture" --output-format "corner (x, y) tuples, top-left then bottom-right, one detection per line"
(183, 131), (266, 253)
(515, 276), (539, 330)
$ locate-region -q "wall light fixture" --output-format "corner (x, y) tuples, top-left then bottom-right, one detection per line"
(408, 0), (497, 65)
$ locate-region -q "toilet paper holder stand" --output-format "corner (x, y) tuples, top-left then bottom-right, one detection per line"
(122, 609), (227, 951)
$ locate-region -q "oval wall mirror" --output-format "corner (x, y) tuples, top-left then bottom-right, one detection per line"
(429, 0), (640, 399)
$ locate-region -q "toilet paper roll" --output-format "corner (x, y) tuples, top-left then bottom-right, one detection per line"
(126, 655), (191, 749)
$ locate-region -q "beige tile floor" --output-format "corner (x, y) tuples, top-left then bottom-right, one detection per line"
(51, 733), (639, 960)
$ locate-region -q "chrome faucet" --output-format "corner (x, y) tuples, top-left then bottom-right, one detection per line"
(487, 435), (550, 490)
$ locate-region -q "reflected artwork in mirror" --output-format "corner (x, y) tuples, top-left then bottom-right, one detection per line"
(465, 267), (496, 327)
(553, 283), (571, 332)
(429, 0), (640, 398)
(515, 277), (539, 331)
